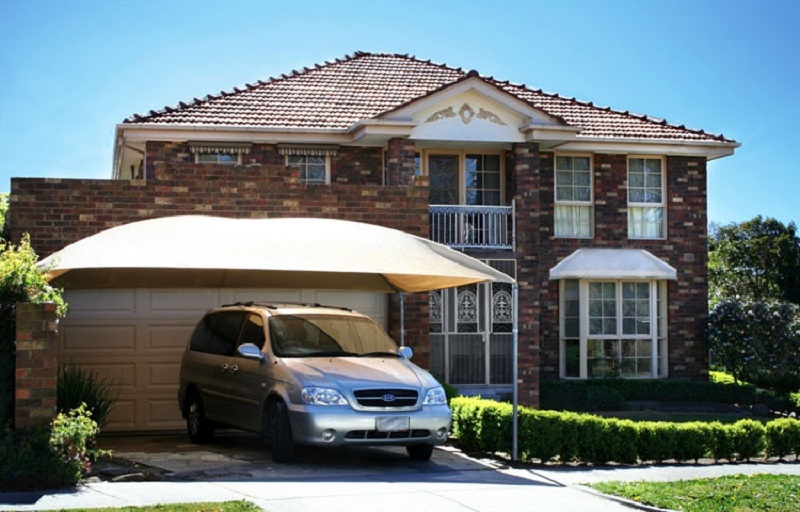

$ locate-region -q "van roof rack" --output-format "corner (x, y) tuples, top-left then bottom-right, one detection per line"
(221, 301), (352, 312)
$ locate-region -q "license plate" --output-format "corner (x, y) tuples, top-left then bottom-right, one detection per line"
(376, 416), (410, 432)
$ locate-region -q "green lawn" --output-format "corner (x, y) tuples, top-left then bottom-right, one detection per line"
(53, 501), (262, 512)
(591, 474), (800, 511)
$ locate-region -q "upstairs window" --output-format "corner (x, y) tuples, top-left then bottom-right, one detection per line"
(287, 155), (328, 185)
(628, 157), (666, 239)
(278, 144), (338, 185)
(189, 142), (251, 165)
(197, 152), (240, 165)
(554, 155), (593, 238)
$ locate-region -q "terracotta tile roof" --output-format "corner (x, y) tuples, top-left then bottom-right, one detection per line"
(124, 52), (734, 143)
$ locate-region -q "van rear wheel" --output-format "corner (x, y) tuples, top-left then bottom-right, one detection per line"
(406, 444), (434, 461)
(186, 394), (214, 443)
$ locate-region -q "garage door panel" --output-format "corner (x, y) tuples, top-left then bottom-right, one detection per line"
(147, 399), (183, 428)
(61, 324), (136, 352)
(63, 290), (135, 319)
(144, 324), (195, 351)
(141, 289), (221, 316)
(106, 399), (136, 430)
(230, 289), (303, 303)
(59, 360), (136, 392)
(146, 361), (181, 387)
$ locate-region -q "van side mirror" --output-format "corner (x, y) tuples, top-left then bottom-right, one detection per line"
(237, 343), (265, 362)
(398, 346), (413, 359)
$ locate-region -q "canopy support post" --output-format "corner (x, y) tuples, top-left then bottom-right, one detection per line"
(512, 281), (519, 462)
(399, 292), (405, 347)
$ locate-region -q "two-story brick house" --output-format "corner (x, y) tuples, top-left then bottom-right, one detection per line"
(9, 52), (738, 432)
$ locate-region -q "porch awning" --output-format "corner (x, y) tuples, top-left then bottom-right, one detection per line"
(549, 248), (677, 281)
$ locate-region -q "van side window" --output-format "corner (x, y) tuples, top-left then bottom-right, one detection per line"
(239, 313), (266, 350)
(190, 311), (246, 356)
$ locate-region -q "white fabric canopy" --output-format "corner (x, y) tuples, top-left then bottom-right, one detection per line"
(548, 248), (677, 281)
(39, 216), (515, 291)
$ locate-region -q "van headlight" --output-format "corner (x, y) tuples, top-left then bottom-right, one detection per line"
(301, 387), (349, 406)
(423, 387), (447, 405)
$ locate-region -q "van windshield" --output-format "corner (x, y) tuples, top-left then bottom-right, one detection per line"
(268, 314), (399, 358)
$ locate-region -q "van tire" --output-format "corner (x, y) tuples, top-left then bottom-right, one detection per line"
(186, 393), (214, 443)
(406, 444), (434, 461)
(270, 401), (295, 463)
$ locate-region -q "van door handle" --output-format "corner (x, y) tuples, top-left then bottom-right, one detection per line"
(221, 363), (229, 373)
(229, 365), (239, 374)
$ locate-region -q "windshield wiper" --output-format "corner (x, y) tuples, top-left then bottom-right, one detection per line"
(298, 351), (358, 358)
(356, 351), (400, 358)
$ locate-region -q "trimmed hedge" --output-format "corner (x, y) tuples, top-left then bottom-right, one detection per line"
(540, 377), (800, 415)
(452, 397), (799, 465)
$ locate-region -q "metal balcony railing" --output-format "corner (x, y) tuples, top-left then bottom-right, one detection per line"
(429, 203), (515, 250)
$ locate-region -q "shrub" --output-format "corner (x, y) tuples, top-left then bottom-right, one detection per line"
(49, 403), (110, 481)
(0, 404), (108, 491)
(57, 365), (117, 428)
(451, 397), (791, 466)
(765, 418), (800, 459)
(730, 419), (767, 461)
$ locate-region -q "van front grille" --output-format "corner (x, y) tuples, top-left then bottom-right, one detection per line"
(353, 389), (418, 408)
(345, 429), (430, 440)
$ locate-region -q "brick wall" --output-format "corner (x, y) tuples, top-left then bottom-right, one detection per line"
(15, 303), (58, 429)
(536, 153), (709, 381)
(10, 158), (432, 358)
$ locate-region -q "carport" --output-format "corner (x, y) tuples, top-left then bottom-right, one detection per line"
(40, 216), (519, 453)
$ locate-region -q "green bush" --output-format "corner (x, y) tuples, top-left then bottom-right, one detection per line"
(540, 378), (759, 412)
(765, 418), (800, 459)
(0, 404), (108, 491)
(49, 403), (110, 481)
(730, 419), (766, 461)
(57, 365), (117, 427)
(451, 397), (793, 466)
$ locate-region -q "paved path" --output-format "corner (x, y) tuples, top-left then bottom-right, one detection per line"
(2, 434), (800, 511)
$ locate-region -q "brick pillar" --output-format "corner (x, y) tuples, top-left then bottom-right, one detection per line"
(388, 293), (430, 369)
(15, 303), (58, 429)
(386, 138), (416, 186)
(510, 142), (541, 408)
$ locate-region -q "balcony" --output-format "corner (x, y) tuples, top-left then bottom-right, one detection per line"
(429, 203), (514, 250)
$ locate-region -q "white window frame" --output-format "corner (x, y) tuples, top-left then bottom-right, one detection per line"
(554, 153), (594, 238)
(286, 154), (331, 185)
(422, 149), (506, 205)
(627, 156), (667, 239)
(559, 278), (668, 379)
(195, 152), (241, 165)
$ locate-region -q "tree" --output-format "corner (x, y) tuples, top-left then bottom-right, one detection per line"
(709, 216), (800, 306)
(0, 193), (7, 241)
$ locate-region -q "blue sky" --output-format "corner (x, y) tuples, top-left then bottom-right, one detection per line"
(1, 0), (797, 226)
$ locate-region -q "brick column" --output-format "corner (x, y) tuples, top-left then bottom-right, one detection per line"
(510, 142), (541, 408)
(386, 138), (417, 186)
(15, 303), (58, 429)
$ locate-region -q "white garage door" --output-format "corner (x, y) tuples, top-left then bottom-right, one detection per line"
(58, 288), (388, 432)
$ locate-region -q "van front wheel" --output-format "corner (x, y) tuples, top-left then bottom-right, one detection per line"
(269, 401), (295, 463)
(406, 444), (434, 461)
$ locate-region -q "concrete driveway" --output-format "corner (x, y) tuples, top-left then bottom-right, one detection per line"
(0, 432), (637, 511)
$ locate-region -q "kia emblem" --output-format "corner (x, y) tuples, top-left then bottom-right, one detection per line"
(382, 394), (396, 402)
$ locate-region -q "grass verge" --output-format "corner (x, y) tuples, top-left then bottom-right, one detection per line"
(591, 474), (800, 511)
(52, 501), (262, 512)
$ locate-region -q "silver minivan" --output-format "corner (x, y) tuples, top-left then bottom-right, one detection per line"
(178, 302), (451, 462)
